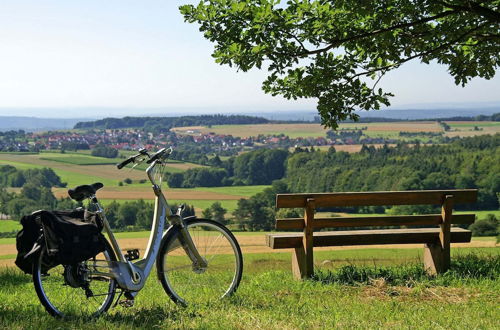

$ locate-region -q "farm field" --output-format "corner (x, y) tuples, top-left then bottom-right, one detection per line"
(0, 220), (20, 232)
(444, 121), (500, 137)
(0, 152), (201, 187)
(171, 121), (500, 144)
(172, 123), (329, 138)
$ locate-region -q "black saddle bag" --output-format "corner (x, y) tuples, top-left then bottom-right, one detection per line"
(15, 209), (106, 274)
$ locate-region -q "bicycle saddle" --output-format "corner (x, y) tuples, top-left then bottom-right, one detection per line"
(68, 182), (104, 201)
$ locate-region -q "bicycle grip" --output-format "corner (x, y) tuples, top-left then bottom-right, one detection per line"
(116, 157), (134, 169)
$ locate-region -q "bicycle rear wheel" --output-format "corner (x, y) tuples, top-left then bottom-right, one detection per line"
(157, 218), (243, 306)
(32, 240), (117, 318)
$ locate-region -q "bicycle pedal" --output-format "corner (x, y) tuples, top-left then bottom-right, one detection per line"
(119, 299), (135, 308)
(125, 249), (140, 261)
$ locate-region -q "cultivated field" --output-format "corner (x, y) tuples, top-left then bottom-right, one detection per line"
(0, 152), (203, 187)
(172, 121), (500, 149)
(172, 123), (328, 138)
(444, 121), (500, 137)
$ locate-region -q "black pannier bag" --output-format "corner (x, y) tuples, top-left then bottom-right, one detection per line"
(15, 208), (106, 274)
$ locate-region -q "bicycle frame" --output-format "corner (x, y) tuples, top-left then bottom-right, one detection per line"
(88, 159), (206, 294)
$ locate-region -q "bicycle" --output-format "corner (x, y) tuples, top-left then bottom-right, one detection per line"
(31, 147), (243, 318)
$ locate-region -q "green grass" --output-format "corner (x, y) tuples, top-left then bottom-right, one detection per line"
(0, 220), (21, 233)
(40, 155), (118, 165)
(456, 209), (500, 220)
(0, 237), (15, 245)
(0, 159), (45, 170)
(0, 158), (119, 187)
(447, 122), (500, 128)
(0, 252), (498, 328)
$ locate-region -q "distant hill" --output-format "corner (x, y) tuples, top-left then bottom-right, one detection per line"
(74, 114), (270, 129)
(0, 116), (92, 132)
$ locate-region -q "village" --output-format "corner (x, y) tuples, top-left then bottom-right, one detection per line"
(0, 126), (399, 154)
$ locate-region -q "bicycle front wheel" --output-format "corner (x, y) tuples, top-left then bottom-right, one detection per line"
(157, 218), (243, 306)
(33, 240), (117, 318)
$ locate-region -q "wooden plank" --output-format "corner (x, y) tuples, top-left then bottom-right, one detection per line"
(275, 214), (476, 230)
(276, 190), (477, 208)
(266, 228), (472, 249)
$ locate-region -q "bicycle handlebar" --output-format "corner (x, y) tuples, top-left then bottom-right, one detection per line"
(116, 147), (173, 170)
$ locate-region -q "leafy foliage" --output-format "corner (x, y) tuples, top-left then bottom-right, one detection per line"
(0, 165), (65, 188)
(181, 0), (500, 128)
(0, 165), (77, 219)
(91, 144), (119, 158)
(103, 201), (196, 229)
(202, 201), (228, 224)
(284, 134), (500, 210)
(168, 149), (289, 187)
(468, 214), (499, 236)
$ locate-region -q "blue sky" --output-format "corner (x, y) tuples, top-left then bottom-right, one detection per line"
(1, 0), (499, 118)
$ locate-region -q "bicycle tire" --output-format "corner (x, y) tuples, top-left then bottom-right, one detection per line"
(33, 239), (117, 318)
(156, 218), (243, 306)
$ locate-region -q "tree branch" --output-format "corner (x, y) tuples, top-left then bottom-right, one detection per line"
(438, 1), (500, 23)
(300, 9), (461, 56)
(347, 24), (487, 81)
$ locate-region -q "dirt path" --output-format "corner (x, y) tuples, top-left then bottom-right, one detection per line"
(1, 235), (497, 268)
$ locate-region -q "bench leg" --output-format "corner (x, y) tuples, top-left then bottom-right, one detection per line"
(424, 243), (446, 275)
(292, 246), (307, 279)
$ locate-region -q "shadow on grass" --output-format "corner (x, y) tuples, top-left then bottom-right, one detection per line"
(312, 253), (500, 286)
(0, 305), (198, 327)
(103, 305), (200, 326)
(0, 267), (32, 287)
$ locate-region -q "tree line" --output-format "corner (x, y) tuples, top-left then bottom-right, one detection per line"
(0, 167), (76, 221)
(167, 149), (289, 187)
(0, 166), (66, 188)
(227, 134), (499, 230)
(74, 114), (270, 129)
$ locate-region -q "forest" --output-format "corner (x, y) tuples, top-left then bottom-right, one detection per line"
(74, 114), (270, 130)
(228, 134), (499, 231)
(170, 134), (499, 212)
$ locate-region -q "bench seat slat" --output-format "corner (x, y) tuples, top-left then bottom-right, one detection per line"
(266, 228), (472, 249)
(275, 214), (475, 230)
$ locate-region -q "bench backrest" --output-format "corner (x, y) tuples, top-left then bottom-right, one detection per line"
(275, 189), (478, 230)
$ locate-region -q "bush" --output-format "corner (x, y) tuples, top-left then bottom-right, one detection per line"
(91, 144), (118, 158)
(123, 178), (132, 184)
(469, 215), (499, 236)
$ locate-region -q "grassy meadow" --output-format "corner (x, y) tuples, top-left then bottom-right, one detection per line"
(0, 248), (498, 328)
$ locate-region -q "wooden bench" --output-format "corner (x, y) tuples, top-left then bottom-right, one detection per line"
(266, 189), (477, 279)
